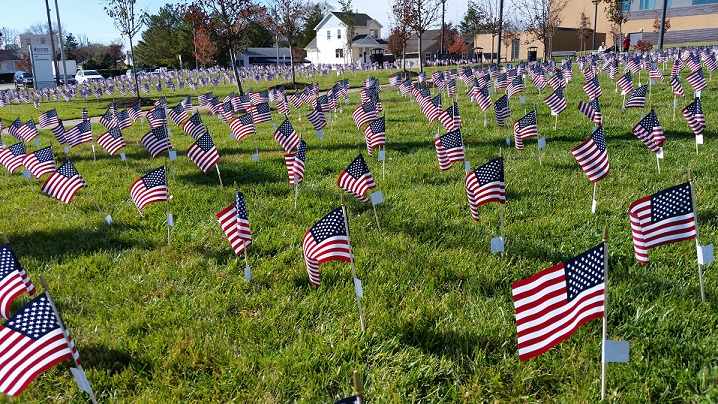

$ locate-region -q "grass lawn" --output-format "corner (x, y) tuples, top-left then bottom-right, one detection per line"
(1, 64), (717, 402)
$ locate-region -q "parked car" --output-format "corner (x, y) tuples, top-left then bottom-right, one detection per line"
(126, 68), (146, 78)
(75, 70), (104, 84)
(55, 74), (77, 85)
(13, 71), (33, 89)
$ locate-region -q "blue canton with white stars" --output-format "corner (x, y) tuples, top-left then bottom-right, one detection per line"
(564, 244), (604, 302)
(278, 120), (295, 138)
(151, 126), (168, 140)
(309, 208), (347, 243)
(8, 142), (25, 157)
(234, 192), (248, 220)
(591, 127), (607, 152)
(346, 154), (370, 180)
(441, 129), (463, 150)
(57, 161), (81, 179)
(295, 139), (307, 162)
(651, 182), (693, 222)
(142, 166), (166, 189)
(517, 110), (537, 129)
(239, 113), (253, 125)
(4, 293), (59, 339)
(196, 133), (215, 152)
(474, 157), (504, 186)
(0, 245), (21, 279)
(370, 117), (385, 134)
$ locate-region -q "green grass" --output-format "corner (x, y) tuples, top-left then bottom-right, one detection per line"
(1, 66), (717, 402)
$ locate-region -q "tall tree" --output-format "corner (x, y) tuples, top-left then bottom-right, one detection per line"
(134, 4), (195, 69)
(104, 0), (147, 99)
(298, 2), (329, 48)
(603, 0), (629, 46)
(390, 0), (412, 71)
(578, 12), (592, 51)
(501, 21), (519, 61)
(440, 23), (469, 57)
(516, 0), (569, 59)
(338, 0), (357, 63)
(269, 0), (308, 84)
(474, 0), (502, 64)
(459, 1), (487, 39)
(182, 0), (267, 95)
(404, 0), (441, 72)
(64, 33), (79, 60)
(193, 27), (216, 66)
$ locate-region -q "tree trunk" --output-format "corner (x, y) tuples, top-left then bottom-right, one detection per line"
(290, 45), (296, 85)
(228, 39), (244, 95)
(402, 44), (406, 72)
(130, 35), (140, 101)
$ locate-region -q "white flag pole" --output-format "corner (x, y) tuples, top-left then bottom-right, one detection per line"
(499, 148), (506, 242)
(39, 275), (98, 404)
(215, 163), (224, 188)
(341, 195), (365, 332)
(601, 226), (609, 401)
(592, 182), (598, 214)
(165, 163), (172, 246)
(353, 370), (364, 404)
(656, 152), (661, 174)
(689, 171), (706, 302)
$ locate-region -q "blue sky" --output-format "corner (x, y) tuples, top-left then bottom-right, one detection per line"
(3, 0), (468, 49)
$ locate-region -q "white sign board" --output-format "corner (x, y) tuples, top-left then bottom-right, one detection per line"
(29, 45), (54, 90)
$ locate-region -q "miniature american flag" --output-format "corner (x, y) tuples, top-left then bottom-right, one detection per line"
(284, 139), (307, 186)
(96, 127), (126, 156)
(273, 119), (300, 153)
(465, 157), (505, 221)
(216, 191), (252, 255)
(0, 243), (36, 320)
(41, 160), (87, 204)
(571, 126), (610, 183)
(130, 166), (168, 212)
(632, 110), (664, 152)
(187, 133), (220, 173)
(434, 129), (465, 171)
(229, 113), (255, 142)
(0, 142), (26, 173)
(302, 207), (352, 286)
(338, 154), (376, 202)
(141, 126), (172, 158)
(22, 146), (56, 178)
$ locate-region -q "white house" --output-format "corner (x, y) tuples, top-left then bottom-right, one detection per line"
(305, 11), (386, 65)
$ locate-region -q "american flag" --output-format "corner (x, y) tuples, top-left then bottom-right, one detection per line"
(629, 182), (697, 264)
(315, 94), (330, 112)
(682, 97), (706, 136)
(146, 106), (167, 129)
(0, 243), (36, 320)
(543, 87), (567, 115)
(624, 85), (648, 109)
(115, 110), (132, 129)
(434, 129), (465, 171)
(474, 85), (492, 112)
(513, 110), (538, 151)
(276, 94), (290, 116)
(168, 103), (189, 126)
(22, 146), (56, 178)
(0, 292), (81, 397)
(420, 94), (442, 123)
(14, 120), (39, 143)
(548, 70), (565, 89)
(187, 132), (220, 173)
(512, 243), (605, 361)
(229, 113), (255, 142)
(97, 126), (126, 155)
(65, 121), (93, 148)
(0, 142), (26, 173)
(8, 118), (23, 141)
(685, 68), (707, 91)
(530, 68), (548, 91)
(649, 62), (664, 82)
(51, 120), (66, 144)
(685, 54), (702, 72)
(216, 191), (252, 255)
(249, 102), (272, 124)
(632, 110), (664, 152)
(288, 92), (303, 109)
(302, 207), (352, 286)
(671, 59), (683, 78)
(352, 101), (378, 129)
(571, 126), (610, 183)
(182, 113), (206, 140)
(307, 104), (328, 131)
(399, 78), (413, 95)
(273, 119), (300, 153)
(364, 117), (386, 155)
(578, 98), (602, 125)
(129, 102), (142, 122)
(338, 154), (376, 202)
(616, 72), (633, 94)
(447, 78), (458, 96)
(155, 96), (167, 108)
(670, 75), (685, 97)
(38, 109), (59, 128)
(494, 73), (508, 90)
(41, 160), (87, 204)
(582, 77), (602, 100)
(141, 126), (172, 158)
(181, 96), (193, 113)
(494, 94), (510, 126)
(99, 110), (117, 129)
(130, 166), (168, 212)
(218, 101), (234, 122)
(506, 75), (525, 98)
(389, 73), (401, 86)
(465, 157), (505, 221)
(198, 92), (213, 107)
(284, 139), (307, 186)
(439, 102), (461, 131)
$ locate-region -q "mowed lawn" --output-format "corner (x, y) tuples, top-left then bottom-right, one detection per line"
(1, 65), (717, 402)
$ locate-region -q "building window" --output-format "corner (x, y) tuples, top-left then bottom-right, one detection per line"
(25, 39), (31, 45)
(40, 38), (46, 44)
(511, 39), (520, 61)
(425, 52), (431, 60)
(336, 48), (344, 58)
(370, 29), (376, 37)
(327, 30), (331, 40)
(337, 29), (342, 39)
(639, 0), (655, 9)
(621, 0), (631, 11)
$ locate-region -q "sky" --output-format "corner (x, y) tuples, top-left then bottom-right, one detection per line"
(2, 0), (468, 49)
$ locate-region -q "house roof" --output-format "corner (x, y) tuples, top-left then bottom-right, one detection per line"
(331, 12), (382, 28)
(405, 29), (442, 53)
(0, 49), (20, 61)
(304, 37), (318, 50)
(242, 47), (293, 58)
(350, 34), (387, 47)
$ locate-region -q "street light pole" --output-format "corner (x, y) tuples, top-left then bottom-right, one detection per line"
(657, 0), (668, 49)
(44, 0), (60, 86)
(440, 0), (447, 58)
(592, 0), (600, 51)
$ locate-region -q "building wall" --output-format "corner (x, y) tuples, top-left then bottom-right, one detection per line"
(316, 16), (351, 64)
(15, 34), (51, 51)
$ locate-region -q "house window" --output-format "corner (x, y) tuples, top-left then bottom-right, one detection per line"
(370, 29), (376, 37)
(40, 38), (46, 44)
(639, 0), (655, 9)
(327, 30), (331, 40)
(511, 39), (520, 61)
(337, 29), (342, 39)
(336, 48), (344, 58)
(425, 52), (431, 60)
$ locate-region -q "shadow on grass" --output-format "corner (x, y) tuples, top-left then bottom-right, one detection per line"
(81, 344), (154, 377)
(396, 316), (499, 359)
(176, 163), (285, 187)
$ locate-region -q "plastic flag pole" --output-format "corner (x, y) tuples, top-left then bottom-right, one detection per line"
(165, 163), (172, 246)
(341, 195), (365, 332)
(353, 370), (364, 404)
(294, 181), (299, 209)
(499, 148), (506, 242)
(656, 152), (661, 174)
(382, 145), (386, 181)
(39, 275), (98, 404)
(554, 112), (558, 131)
(673, 95), (676, 121)
(592, 182), (598, 214)
(84, 186), (112, 225)
(215, 164), (224, 188)
(235, 182), (251, 282)
(253, 130), (260, 161)
(601, 226), (609, 401)
(689, 172), (706, 302)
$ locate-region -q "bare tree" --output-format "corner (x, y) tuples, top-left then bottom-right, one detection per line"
(604, 0), (630, 47)
(578, 12), (592, 52)
(269, 0), (308, 85)
(516, 0), (569, 59)
(390, 0), (412, 71)
(404, 0), (441, 72)
(104, 0), (147, 99)
(183, 0), (266, 95)
(475, 0), (502, 64)
(501, 20), (519, 61)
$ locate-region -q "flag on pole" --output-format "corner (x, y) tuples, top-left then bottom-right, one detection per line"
(13, 120), (39, 143)
(99, 110), (117, 129)
(571, 126), (610, 183)
(0, 243), (36, 320)
(578, 98), (603, 125)
(434, 129), (465, 170)
(182, 113), (206, 140)
(302, 207), (352, 286)
(186, 133), (220, 173)
(130, 166), (168, 212)
(629, 182), (696, 263)
(141, 126), (172, 158)
(616, 72), (634, 94)
(22, 146), (56, 178)
(682, 97), (706, 136)
(352, 101), (378, 129)
(513, 110), (538, 151)
(685, 68), (707, 92)
(670, 75), (685, 97)
(96, 127), (126, 156)
(168, 103), (189, 126)
(438, 102), (461, 131)
(0, 142), (26, 173)
(229, 113), (255, 142)
(632, 110), (664, 152)
(419, 94), (442, 123)
(50, 120), (67, 144)
(363, 117), (386, 156)
(65, 121), (93, 148)
(250, 102), (273, 124)
(284, 139), (307, 186)
(543, 87), (567, 115)
(465, 157), (505, 221)
(216, 191), (252, 255)
(41, 160), (87, 204)
(338, 154), (376, 202)
(506, 75), (525, 98)
(129, 102), (142, 122)
(273, 119), (300, 153)
(582, 77), (602, 100)
(146, 107), (167, 129)
(512, 243), (605, 361)
(306, 104), (328, 131)
(115, 110), (132, 129)
(0, 292), (81, 397)
(494, 95), (510, 126)
(37, 109), (59, 128)
(624, 85), (648, 109)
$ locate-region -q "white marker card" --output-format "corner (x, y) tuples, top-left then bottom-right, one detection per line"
(64, 146), (69, 153)
(696, 134), (704, 145)
(252, 153), (259, 162)
(602, 340), (630, 363)
(698, 244), (714, 265)
(22, 169), (31, 179)
(506, 137), (511, 146)
(120, 151), (126, 161)
(229, 132), (236, 139)
(244, 265), (251, 282)
(491, 237), (505, 253)
(464, 161), (471, 173)
(377, 150), (386, 161)
(353, 277), (363, 298)
(105, 215), (113, 225)
(520, 96), (526, 104)
(370, 191), (384, 205)
(168, 150), (177, 160)
(34, 139), (41, 147)
(591, 199), (597, 214)
(316, 130), (324, 139)
(538, 138), (547, 149)
(167, 213), (174, 227)
(656, 148), (664, 159)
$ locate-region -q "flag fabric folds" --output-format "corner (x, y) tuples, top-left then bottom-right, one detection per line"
(624, 85), (648, 109)
(439, 102), (461, 131)
(37, 109), (59, 128)
(22, 146), (56, 178)
(141, 126), (172, 158)
(338, 154), (376, 202)
(216, 191), (252, 255)
(41, 160), (87, 204)
(284, 139), (307, 186)
(434, 129), (465, 171)
(632, 110), (664, 152)
(65, 121), (93, 148)
(229, 113), (256, 142)
(130, 166), (168, 212)
(0, 143), (26, 173)
(302, 207), (352, 286)
(364, 117), (386, 156)
(571, 126), (610, 183)
(629, 182), (697, 264)
(682, 97), (706, 136)
(273, 119), (300, 153)
(513, 110), (538, 151)
(0, 244), (36, 320)
(96, 127), (126, 156)
(494, 95), (510, 126)
(352, 101), (378, 129)
(512, 243), (605, 361)
(544, 87), (567, 115)
(578, 99), (602, 125)
(465, 157), (505, 221)
(182, 113), (206, 140)
(186, 133), (220, 173)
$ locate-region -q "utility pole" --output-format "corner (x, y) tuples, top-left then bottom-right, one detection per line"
(44, 0), (60, 86)
(592, 0), (600, 51)
(657, 0), (668, 49)
(496, 0), (504, 65)
(54, 0), (68, 81)
(440, 0), (447, 57)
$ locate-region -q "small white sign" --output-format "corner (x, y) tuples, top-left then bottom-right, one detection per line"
(252, 153), (259, 162)
(674, 99), (679, 108)
(167, 212), (174, 227)
(370, 191), (384, 205)
(488, 88), (494, 95)
(22, 169), (31, 179)
(696, 90), (701, 98)
(377, 150), (386, 161)
(520, 96), (526, 104)
(272, 123), (277, 130)
(603, 340), (630, 363)
(141, 117), (145, 124)
(91, 144), (95, 154)
(167, 127), (172, 135)
(298, 116), (301, 122)
(244, 265), (251, 282)
(34, 139), (41, 147)
(63, 146), (69, 153)
(592, 199), (597, 214)
(491, 237), (505, 253)
(484, 119), (487, 127)
(229, 132), (235, 139)
(550, 110), (557, 116)
(339, 108), (343, 113)
(698, 244), (714, 265)
(696, 135), (704, 145)
(70, 367), (94, 395)
(353, 277), (363, 298)
(168, 150), (177, 160)
(650, 79), (656, 85)
(464, 161), (471, 173)
(506, 137), (511, 146)
(316, 130), (324, 138)
(327, 113), (332, 120)
(538, 138), (547, 149)
(120, 151), (126, 161)
(104, 215), (113, 225)
(656, 148), (664, 159)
